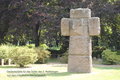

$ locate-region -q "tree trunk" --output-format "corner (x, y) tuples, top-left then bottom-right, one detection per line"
(20, 64), (24, 67)
(34, 21), (40, 47)
(0, 18), (9, 44)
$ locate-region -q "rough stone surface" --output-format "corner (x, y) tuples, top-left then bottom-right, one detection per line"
(89, 17), (100, 36)
(61, 8), (100, 73)
(70, 8), (91, 18)
(69, 19), (88, 36)
(68, 55), (92, 73)
(69, 36), (92, 56)
(68, 36), (92, 73)
(61, 18), (70, 36)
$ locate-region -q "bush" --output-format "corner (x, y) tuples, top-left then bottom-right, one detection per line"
(47, 49), (63, 58)
(26, 44), (35, 48)
(11, 47), (37, 67)
(0, 45), (13, 59)
(35, 48), (51, 64)
(102, 49), (120, 65)
(117, 50), (120, 55)
(40, 44), (49, 49)
(59, 51), (68, 63)
(0, 45), (51, 66)
(49, 46), (61, 50)
(92, 46), (106, 58)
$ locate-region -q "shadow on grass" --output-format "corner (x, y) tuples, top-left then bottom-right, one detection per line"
(94, 66), (120, 70)
(8, 72), (74, 77)
(0, 65), (32, 69)
(0, 66), (18, 68)
(8, 71), (92, 77)
(47, 72), (72, 76)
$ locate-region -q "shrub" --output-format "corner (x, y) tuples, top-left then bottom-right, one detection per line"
(40, 44), (49, 49)
(92, 46), (106, 58)
(47, 49), (63, 58)
(117, 50), (120, 55)
(26, 44), (35, 48)
(35, 48), (51, 64)
(0, 45), (51, 66)
(102, 49), (120, 65)
(11, 47), (37, 67)
(0, 45), (13, 59)
(59, 51), (68, 63)
(49, 46), (61, 50)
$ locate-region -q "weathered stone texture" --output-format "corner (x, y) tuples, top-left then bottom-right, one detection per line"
(61, 8), (100, 73)
(89, 17), (100, 36)
(70, 8), (91, 18)
(61, 18), (70, 36)
(69, 19), (89, 36)
(69, 36), (92, 56)
(68, 55), (92, 73)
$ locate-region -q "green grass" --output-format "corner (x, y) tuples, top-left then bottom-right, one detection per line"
(49, 46), (61, 50)
(0, 64), (120, 80)
(0, 65), (17, 68)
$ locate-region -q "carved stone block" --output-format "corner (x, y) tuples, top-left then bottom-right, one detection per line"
(70, 8), (91, 19)
(69, 36), (92, 56)
(61, 18), (70, 36)
(69, 19), (89, 36)
(68, 55), (92, 73)
(89, 17), (100, 36)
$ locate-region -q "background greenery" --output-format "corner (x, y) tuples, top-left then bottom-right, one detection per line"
(0, 45), (51, 67)
(0, 0), (120, 64)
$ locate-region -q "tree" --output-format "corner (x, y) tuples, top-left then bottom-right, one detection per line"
(0, 0), (119, 51)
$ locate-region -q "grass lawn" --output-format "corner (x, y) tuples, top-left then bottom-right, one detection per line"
(0, 64), (120, 80)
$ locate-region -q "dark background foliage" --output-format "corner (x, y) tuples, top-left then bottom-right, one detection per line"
(0, 0), (120, 53)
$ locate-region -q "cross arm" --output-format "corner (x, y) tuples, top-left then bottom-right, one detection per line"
(89, 17), (100, 36)
(61, 18), (70, 36)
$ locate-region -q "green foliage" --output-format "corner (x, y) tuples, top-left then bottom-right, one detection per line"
(92, 46), (106, 58)
(0, 45), (14, 59)
(59, 50), (68, 63)
(11, 47), (37, 67)
(117, 50), (120, 55)
(0, 44), (51, 66)
(108, 0), (119, 3)
(0, 45), (8, 59)
(26, 44), (35, 48)
(102, 49), (120, 64)
(40, 44), (49, 49)
(35, 48), (51, 64)
(0, 0), (120, 52)
(49, 46), (61, 50)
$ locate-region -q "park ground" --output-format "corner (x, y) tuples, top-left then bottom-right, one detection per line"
(0, 58), (120, 80)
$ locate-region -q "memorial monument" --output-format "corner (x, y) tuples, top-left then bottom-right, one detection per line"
(61, 8), (100, 73)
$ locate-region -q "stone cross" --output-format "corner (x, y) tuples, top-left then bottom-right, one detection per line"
(61, 8), (100, 73)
